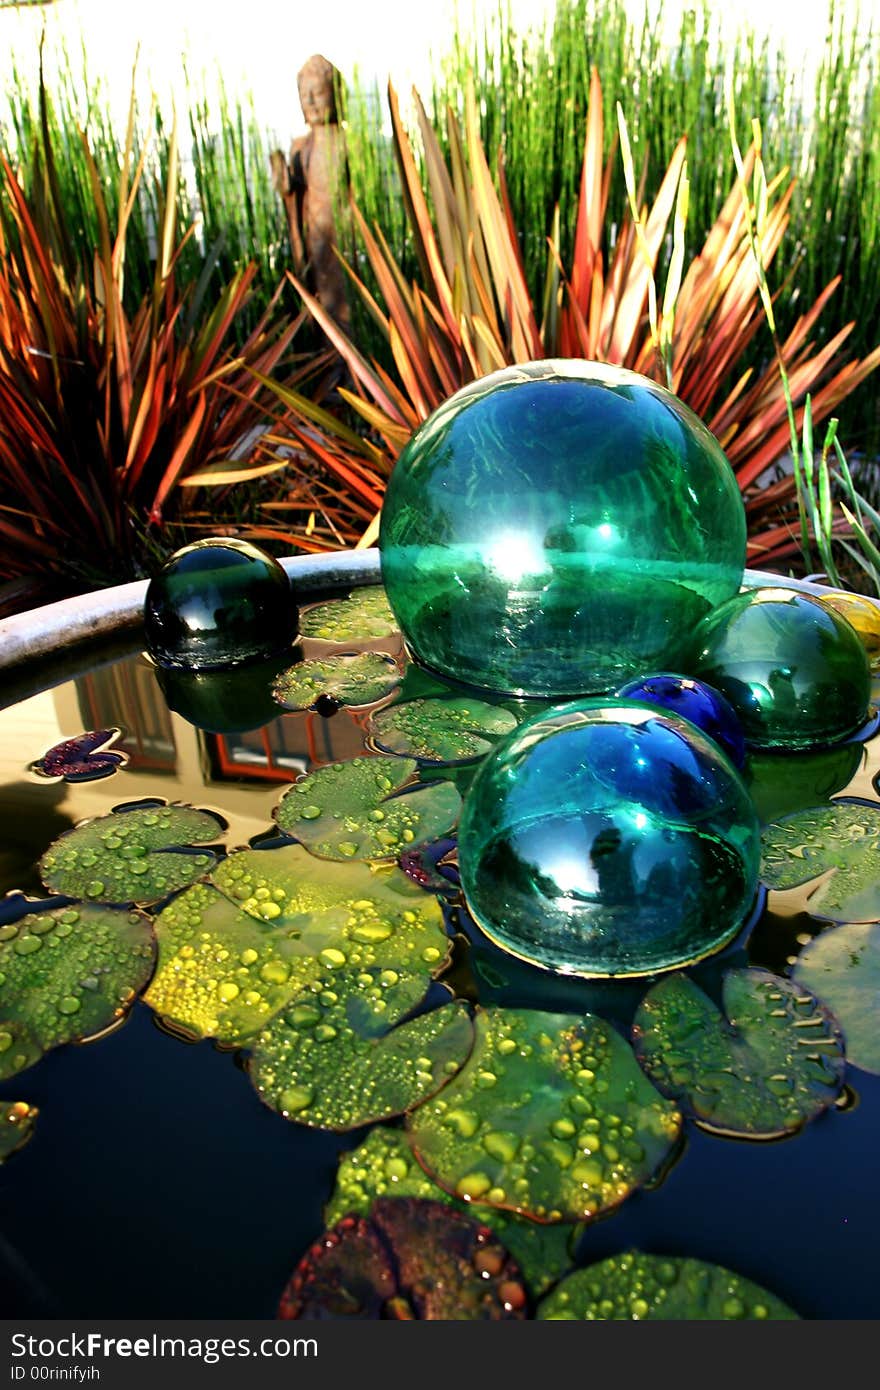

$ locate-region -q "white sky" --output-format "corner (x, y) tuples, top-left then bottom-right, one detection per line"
(0, 0), (875, 142)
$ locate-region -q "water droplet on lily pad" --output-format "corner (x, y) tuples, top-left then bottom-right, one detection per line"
(278, 1198), (527, 1319)
(39, 801), (224, 905)
(792, 922), (880, 1074)
(325, 1125), (579, 1296)
(537, 1252), (798, 1319)
(369, 698), (518, 764)
(0, 905), (155, 1079)
(273, 652), (400, 711)
(760, 800), (880, 921)
(409, 1007), (681, 1223)
(632, 967), (845, 1138)
(299, 587), (398, 642)
(275, 756), (460, 861)
(0, 1101), (38, 1163)
(249, 969), (472, 1130)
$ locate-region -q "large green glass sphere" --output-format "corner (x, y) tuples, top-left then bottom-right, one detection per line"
(688, 587), (873, 749)
(379, 360), (746, 696)
(458, 700), (761, 978)
(144, 538), (297, 670)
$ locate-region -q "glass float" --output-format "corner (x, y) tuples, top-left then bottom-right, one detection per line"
(687, 587), (872, 749)
(616, 672), (746, 768)
(814, 589), (880, 670)
(457, 699), (761, 977)
(379, 360), (746, 696)
(143, 538), (297, 670)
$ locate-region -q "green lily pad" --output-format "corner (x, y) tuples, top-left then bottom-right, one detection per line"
(0, 1101), (38, 1162)
(39, 801), (223, 905)
(325, 1125), (579, 1296)
(0, 904), (155, 1078)
(273, 652), (400, 711)
(369, 698), (518, 764)
(275, 756), (461, 861)
(249, 969), (473, 1130)
(145, 845), (451, 1043)
(632, 968), (845, 1138)
(760, 800), (880, 921)
(278, 1199), (527, 1319)
(408, 1007), (682, 1224)
(537, 1252), (798, 1320)
(792, 922), (880, 1074)
(299, 587), (398, 642)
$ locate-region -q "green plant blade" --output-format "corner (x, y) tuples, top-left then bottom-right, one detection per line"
(632, 968), (845, 1138)
(299, 588), (398, 642)
(0, 1101), (38, 1163)
(408, 1007), (682, 1223)
(538, 1252), (798, 1319)
(146, 845), (451, 1042)
(325, 1125), (578, 1296)
(249, 969), (473, 1130)
(0, 904), (155, 1079)
(39, 801), (223, 905)
(273, 652), (400, 711)
(792, 922), (880, 1074)
(275, 756), (461, 860)
(278, 1198), (527, 1319)
(760, 800), (880, 920)
(369, 697), (518, 763)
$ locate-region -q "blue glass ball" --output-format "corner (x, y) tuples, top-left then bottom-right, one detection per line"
(458, 699), (761, 978)
(616, 673), (746, 768)
(380, 360), (746, 696)
(144, 538), (297, 670)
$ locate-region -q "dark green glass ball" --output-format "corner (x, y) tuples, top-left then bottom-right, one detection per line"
(144, 538), (297, 670)
(688, 587), (873, 749)
(380, 360), (746, 696)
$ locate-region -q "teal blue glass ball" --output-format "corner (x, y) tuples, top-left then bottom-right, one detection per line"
(379, 360), (746, 696)
(144, 538), (297, 670)
(687, 587), (873, 749)
(457, 700), (761, 978)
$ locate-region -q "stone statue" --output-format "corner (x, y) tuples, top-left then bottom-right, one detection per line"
(271, 54), (351, 333)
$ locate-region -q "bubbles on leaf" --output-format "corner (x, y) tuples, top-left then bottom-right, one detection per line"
(792, 922), (880, 1074)
(273, 652), (400, 711)
(369, 697), (518, 764)
(538, 1251), (798, 1319)
(299, 587), (398, 643)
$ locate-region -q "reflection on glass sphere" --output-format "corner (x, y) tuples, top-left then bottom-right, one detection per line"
(688, 587), (872, 749)
(616, 673), (746, 768)
(814, 589), (880, 671)
(458, 700), (761, 978)
(144, 538), (297, 670)
(379, 360), (746, 696)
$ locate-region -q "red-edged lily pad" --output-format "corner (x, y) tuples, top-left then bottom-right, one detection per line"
(0, 1101), (38, 1163)
(30, 728), (128, 783)
(279, 1198), (527, 1319)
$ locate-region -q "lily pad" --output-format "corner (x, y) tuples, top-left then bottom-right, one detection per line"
(145, 845), (451, 1043)
(275, 756), (461, 861)
(760, 799), (880, 921)
(39, 801), (223, 906)
(30, 728), (128, 783)
(325, 1125), (578, 1296)
(273, 652), (400, 711)
(279, 1199), (527, 1319)
(0, 1101), (38, 1162)
(792, 923), (880, 1074)
(408, 1007), (682, 1224)
(0, 904), (155, 1078)
(369, 698), (517, 764)
(632, 968), (845, 1138)
(537, 1252), (798, 1320)
(249, 969), (472, 1129)
(299, 587), (398, 642)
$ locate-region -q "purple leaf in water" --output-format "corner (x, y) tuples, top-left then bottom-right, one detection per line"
(31, 729), (128, 783)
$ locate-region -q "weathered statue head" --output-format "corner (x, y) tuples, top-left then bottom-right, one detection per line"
(297, 54), (340, 126)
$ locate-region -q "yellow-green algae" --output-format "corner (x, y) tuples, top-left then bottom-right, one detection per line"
(299, 587), (398, 642)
